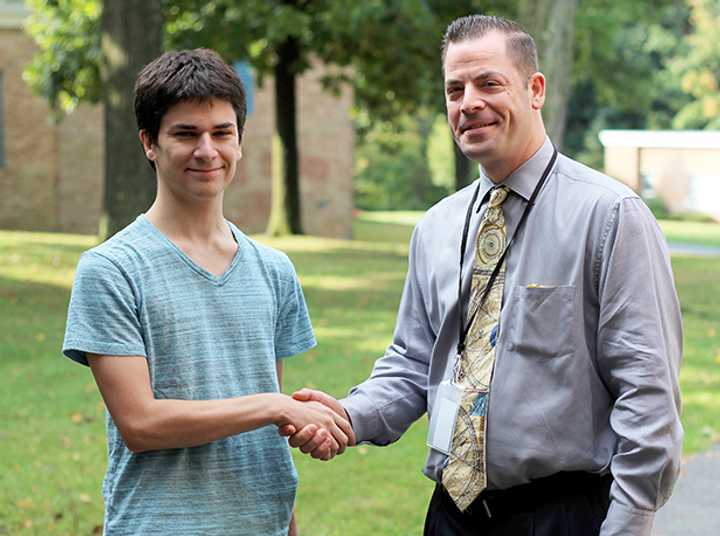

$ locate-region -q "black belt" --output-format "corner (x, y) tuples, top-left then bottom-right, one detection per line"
(440, 471), (612, 520)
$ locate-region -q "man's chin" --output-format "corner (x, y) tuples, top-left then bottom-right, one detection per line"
(457, 143), (492, 164)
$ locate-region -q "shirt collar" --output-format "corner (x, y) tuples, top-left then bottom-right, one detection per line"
(475, 136), (555, 212)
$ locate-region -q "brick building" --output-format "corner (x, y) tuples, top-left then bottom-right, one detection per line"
(0, 1), (354, 237)
(600, 129), (720, 222)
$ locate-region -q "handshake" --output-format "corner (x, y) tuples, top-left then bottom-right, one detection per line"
(276, 388), (355, 461)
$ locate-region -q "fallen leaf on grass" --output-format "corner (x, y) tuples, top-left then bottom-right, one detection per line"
(93, 524), (103, 534)
(70, 413), (95, 424)
(79, 493), (91, 504)
(34, 333), (46, 342)
(17, 497), (33, 509)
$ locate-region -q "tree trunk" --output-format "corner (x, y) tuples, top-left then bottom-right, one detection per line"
(518, 0), (578, 149)
(453, 138), (475, 191)
(99, 0), (163, 239)
(266, 35), (302, 236)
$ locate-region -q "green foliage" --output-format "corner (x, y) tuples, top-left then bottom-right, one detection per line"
(645, 196), (670, 220)
(564, 0), (690, 163)
(353, 111), (450, 211)
(671, 0), (720, 129)
(24, 0), (102, 114)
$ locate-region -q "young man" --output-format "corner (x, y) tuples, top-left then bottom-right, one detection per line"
(62, 49), (352, 536)
(287, 15), (682, 536)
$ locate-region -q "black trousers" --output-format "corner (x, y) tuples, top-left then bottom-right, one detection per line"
(424, 472), (612, 536)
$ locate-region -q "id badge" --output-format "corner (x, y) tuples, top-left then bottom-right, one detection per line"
(426, 380), (463, 455)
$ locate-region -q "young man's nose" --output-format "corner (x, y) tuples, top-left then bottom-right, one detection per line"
(193, 133), (218, 160)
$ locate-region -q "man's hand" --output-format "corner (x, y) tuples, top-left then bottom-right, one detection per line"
(276, 395), (353, 460)
(279, 389), (355, 460)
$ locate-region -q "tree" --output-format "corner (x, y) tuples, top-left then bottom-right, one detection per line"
(25, 0), (102, 115)
(671, 0), (720, 129)
(563, 0), (689, 166)
(25, 0), (163, 238)
(100, 0), (163, 237)
(518, 0), (578, 147)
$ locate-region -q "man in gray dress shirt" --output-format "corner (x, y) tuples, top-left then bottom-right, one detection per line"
(287, 14), (682, 536)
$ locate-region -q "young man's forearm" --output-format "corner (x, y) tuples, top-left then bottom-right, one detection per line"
(88, 355), (351, 453)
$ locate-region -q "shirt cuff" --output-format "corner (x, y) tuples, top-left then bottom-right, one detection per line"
(340, 392), (386, 445)
(600, 500), (654, 536)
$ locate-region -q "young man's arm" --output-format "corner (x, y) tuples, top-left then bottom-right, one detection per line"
(88, 354), (353, 453)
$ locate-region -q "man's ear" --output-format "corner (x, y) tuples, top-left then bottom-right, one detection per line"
(528, 72), (546, 110)
(139, 130), (155, 160)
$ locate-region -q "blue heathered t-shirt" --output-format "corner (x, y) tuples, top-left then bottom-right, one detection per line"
(62, 215), (316, 536)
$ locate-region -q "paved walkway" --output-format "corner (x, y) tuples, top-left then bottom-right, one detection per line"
(655, 242), (719, 533)
(668, 241), (720, 256)
(653, 444), (720, 535)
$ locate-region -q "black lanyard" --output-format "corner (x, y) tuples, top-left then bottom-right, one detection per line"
(456, 146), (558, 356)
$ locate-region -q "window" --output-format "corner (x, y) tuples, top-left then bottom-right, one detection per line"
(0, 71), (5, 168)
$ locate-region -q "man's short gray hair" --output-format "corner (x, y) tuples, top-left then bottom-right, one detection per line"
(441, 15), (539, 78)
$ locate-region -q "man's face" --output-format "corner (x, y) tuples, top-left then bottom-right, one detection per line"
(141, 98), (242, 201)
(444, 32), (545, 180)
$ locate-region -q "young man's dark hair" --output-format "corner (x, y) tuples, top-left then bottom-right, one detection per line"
(134, 48), (247, 146)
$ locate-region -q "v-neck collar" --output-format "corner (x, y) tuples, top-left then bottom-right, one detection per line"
(138, 214), (244, 286)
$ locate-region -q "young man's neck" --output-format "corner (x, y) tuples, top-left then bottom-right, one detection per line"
(145, 192), (230, 243)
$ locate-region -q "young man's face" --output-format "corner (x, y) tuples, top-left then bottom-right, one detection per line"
(140, 98), (242, 201)
(444, 31), (545, 180)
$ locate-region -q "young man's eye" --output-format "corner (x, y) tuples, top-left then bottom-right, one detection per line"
(214, 131), (232, 137)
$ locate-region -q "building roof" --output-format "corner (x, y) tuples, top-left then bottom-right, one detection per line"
(599, 129), (720, 149)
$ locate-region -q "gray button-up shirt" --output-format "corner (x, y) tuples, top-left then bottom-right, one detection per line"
(342, 138), (683, 536)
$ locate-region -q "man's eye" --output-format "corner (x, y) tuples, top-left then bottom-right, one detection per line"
(175, 131), (195, 138)
(214, 131), (232, 137)
(446, 88), (462, 98)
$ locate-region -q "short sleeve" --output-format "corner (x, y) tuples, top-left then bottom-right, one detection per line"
(62, 252), (147, 366)
(274, 257), (316, 359)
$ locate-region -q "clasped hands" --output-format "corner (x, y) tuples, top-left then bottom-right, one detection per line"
(278, 388), (354, 461)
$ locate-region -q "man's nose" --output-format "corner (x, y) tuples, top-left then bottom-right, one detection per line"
(460, 85), (487, 115)
(193, 133), (218, 160)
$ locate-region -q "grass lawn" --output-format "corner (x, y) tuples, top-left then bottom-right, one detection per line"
(1, 215), (719, 535)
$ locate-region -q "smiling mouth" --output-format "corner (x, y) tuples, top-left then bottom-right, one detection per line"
(461, 121), (498, 134)
(187, 167), (223, 173)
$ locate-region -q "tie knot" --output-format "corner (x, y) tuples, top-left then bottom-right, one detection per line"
(489, 186), (509, 208)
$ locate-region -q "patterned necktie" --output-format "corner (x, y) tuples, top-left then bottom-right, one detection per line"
(442, 185), (510, 512)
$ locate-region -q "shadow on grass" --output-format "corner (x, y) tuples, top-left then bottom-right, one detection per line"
(0, 275), (73, 366)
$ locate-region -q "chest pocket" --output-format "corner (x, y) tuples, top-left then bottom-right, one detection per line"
(505, 285), (576, 359)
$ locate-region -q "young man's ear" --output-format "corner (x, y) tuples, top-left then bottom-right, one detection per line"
(528, 72), (546, 110)
(139, 130), (155, 160)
